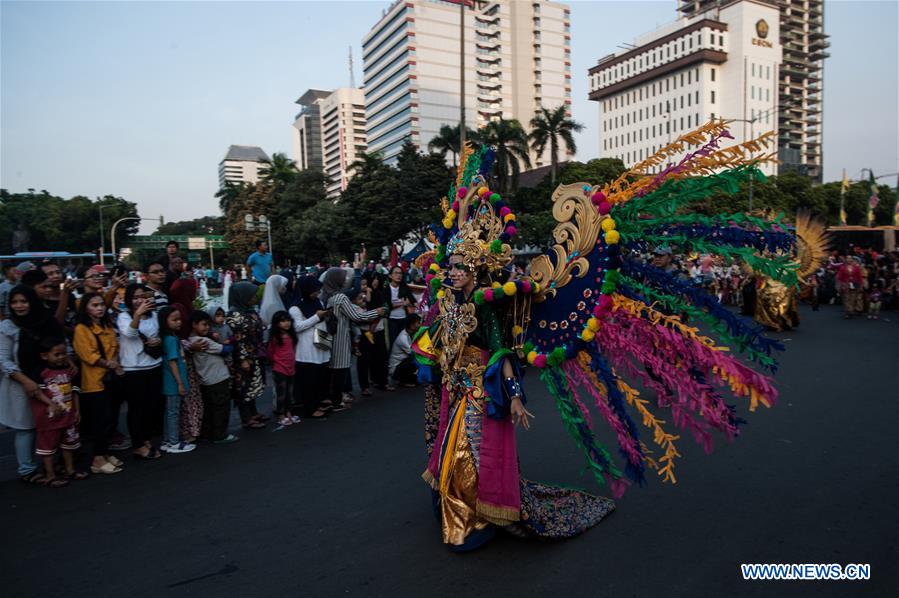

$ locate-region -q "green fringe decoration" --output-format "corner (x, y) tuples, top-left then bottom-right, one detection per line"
(540, 366), (621, 486)
(617, 211), (788, 235)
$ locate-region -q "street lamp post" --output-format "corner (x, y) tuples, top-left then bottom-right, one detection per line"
(98, 204), (111, 266)
(110, 216), (163, 263)
(244, 214), (273, 253)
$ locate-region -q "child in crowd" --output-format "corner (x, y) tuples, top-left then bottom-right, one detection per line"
(158, 306), (195, 454)
(208, 306), (232, 346)
(33, 336), (87, 487)
(267, 310), (300, 427)
(188, 311), (238, 444)
(388, 314), (421, 388)
(867, 282), (882, 320)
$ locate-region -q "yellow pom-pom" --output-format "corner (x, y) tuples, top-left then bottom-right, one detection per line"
(478, 186), (489, 197)
(512, 325), (524, 336)
(604, 230), (620, 245)
(437, 290), (445, 299)
(443, 218), (454, 229)
(492, 281), (501, 289)
(503, 213), (516, 223)
(446, 209), (457, 220)
(532, 282), (541, 293)
(587, 318), (600, 332)
(429, 263), (439, 273)
(581, 329), (596, 342)
(502, 282), (517, 296)
(601, 218), (616, 232)
(527, 351), (538, 364)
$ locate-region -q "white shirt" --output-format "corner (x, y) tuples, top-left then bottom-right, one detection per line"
(388, 329), (412, 377)
(389, 285), (405, 319)
(288, 306), (330, 364)
(117, 311), (162, 371)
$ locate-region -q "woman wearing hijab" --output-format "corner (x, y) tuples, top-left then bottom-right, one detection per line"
(289, 276), (332, 419)
(259, 274), (288, 340)
(169, 277), (204, 442)
(0, 285), (65, 483)
(365, 271), (393, 392)
(227, 282), (266, 429)
(320, 268), (385, 412)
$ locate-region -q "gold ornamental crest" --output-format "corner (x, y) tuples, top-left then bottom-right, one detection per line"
(756, 19), (769, 39)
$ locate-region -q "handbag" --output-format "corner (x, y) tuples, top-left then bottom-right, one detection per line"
(91, 329), (124, 391)
(138, 331), (164, 359)
(313, 327), (333, 351)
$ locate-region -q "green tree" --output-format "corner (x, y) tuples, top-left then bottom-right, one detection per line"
(155, 216), (224, 236)
(427, 124), (481, 167)
(528, 105), (584, 185)
(0, 189), (137, 254)
(259, 152), (298, 190)
(215, 182), (243, 213)
(481, 118), (532, 195)
(223, 183), (275, 263)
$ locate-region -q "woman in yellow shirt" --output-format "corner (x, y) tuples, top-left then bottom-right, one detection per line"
(73, 292), (124, 474)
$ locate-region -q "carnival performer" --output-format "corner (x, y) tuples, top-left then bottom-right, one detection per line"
(416, 121), (800, 551)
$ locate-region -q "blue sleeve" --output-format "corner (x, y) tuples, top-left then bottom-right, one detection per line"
(483, 352), (526, 420)
(163, 336), (179, 361)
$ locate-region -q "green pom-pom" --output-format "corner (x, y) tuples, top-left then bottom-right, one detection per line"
(523, 341), (535, 355)
(489, 193), (501, 203)
(549, 346), (567, 367)
(605, 270), (620, 283)
(429, 277), (442, 290)
(493, 287), (505, 300)
(601, 281), (616, 294)
(473, 290), (486, 305)
(490, 239), (503, 254)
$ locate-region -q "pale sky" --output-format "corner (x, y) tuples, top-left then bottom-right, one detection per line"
(2, 0), (897, 234)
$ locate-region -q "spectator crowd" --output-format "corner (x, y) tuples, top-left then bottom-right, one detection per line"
(0, 241), (425, 487)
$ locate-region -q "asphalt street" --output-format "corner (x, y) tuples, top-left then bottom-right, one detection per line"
(1, 304), (897, 598)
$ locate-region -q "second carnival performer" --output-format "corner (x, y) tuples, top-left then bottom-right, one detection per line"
(415, 121), (802, 551)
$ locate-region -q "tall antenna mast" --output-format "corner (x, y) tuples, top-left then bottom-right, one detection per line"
(349, 46), (355, 88)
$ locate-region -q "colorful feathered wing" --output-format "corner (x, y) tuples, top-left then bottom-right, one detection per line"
(518, 120), (796, 496)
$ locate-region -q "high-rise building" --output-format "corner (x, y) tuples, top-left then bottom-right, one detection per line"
(362, 0), (571, 165)
(320, 88), (368, 198)
(218, 145), (271, 188)
(678, 0), (828, 180)
(292, 88), (368, 198)
(292, 89), (330, 172)
(588, 0), (782, 175)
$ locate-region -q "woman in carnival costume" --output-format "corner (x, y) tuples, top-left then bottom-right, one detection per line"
(415, 121), (805, 551)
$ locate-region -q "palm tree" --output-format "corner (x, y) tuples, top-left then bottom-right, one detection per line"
(481, 118), (532, 195)
(259, 152), (298, 189)
(215, 182), (243, 213)
(349, 150), (386, 177)
(427, 124), (482, 167)
(529, 105), (584, 185)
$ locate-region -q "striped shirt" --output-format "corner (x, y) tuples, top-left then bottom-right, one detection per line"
(326, 293), (380, 369)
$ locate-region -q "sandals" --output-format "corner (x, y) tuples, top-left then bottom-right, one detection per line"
(39, 476), (69, 488)
(133, 449), (163, 460)
(106, 455), (124, 468)
(65, 470), (90, 481)
(19, 471), (47, 485)
(91, 462), (122, 475)
(242, 420), (266, 429)
(361, 388), (372, 397)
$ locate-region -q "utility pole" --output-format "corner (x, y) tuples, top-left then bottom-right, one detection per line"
(459, 0), (466, 156)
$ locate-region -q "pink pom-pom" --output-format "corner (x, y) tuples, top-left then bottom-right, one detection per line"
(457, 187), (468, 198)
(598, 295), (613, 309)
(452, 200), (459, 212)
(593, 305), (604, 318)
(506, 225), (517, 237)
(597, 201), (612, 215)
(533, 354), (548, 368)
(591, 191), (606, 205)
(483, 289), (494, 302)
(425, 274), (434, 285)
(520, 280), (532, 294)
(499, 206), (511, 217)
